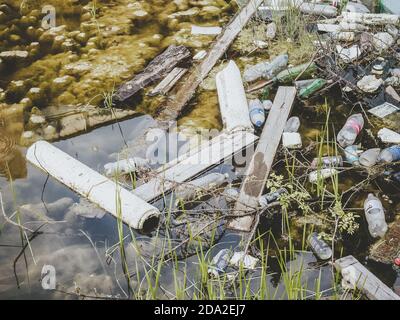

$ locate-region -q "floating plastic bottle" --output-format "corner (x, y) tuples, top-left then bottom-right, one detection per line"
(378, 145), (400, 163)
(298, 79), (328, 99)
(311, 156), (343, 169)
(364, 194), (388, 238)
(208, 249), (231, 277)
(359, 148), (381, 167)
(308, 232), (332, 260)
(248, 99), (266, 128)
(284, 116), (301, 133)
(308, 168), (338, 184)
(104, 157), (149, 177)
(337, 113), (364, 147)
(344, 145), (360, 165)
(243, 54), (288, 82)
(174, 172), (229, 205)
(259, 188), (287, 208)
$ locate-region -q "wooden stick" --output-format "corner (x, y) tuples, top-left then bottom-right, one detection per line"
(157, 0), (265, 122)
(227, 87), (297, 232)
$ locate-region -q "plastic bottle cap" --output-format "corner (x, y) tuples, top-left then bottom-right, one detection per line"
(395, 258), (400, 266)
(255, 121), (263, 127)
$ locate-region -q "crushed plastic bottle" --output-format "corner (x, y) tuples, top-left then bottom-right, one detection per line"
(243, 54), (288, 82)
(308, 232), (332, 260)
(311, 156), (343, 169)
(259, 188), (287, 208)
(208, 249), (231, 277)
(344, 145), (360, 165)
(248, 99), (266, 128)
(337, 113), (364, 147)
(222, 186), (239, 204)
(284, 116), (300, 133)
(378, 145), (400, 163)
(359, 148), (381, 167)
(308, 168), (338, 184)
(364, 194), (388, 238)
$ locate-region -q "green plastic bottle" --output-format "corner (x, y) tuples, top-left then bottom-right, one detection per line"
(274, 62), (317, 84)
(299, 78), (327, 98)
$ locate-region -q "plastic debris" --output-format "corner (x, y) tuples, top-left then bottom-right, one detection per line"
(308, 168), (338, 184)
(357, 75), (383, 93)
(248, 99), (266, 128)
(104, 157), (150, 177)
(368, 102), (400, 118)
(378, 145), (400, 163)
(364, 194), (388, 238)
(378, 128), (400, 144)
(311, 156), (343, 169)
(243, 54), (288, 82)
(229, 251), (258, 269)
(359, 148), (381, 167)
(282, 132), (302, 149)
(344, 145), (360, 165)
(259, 188), (287, 208)
(337, 114), (364, 148)
(336, 45), (362, 63)
(208, 249), (231, 277)
(308, 232), (333, 260)
(284, 116), (301, 133)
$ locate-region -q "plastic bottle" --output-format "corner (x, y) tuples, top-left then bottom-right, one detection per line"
(243, 54), (288, 82)
(344, 145), (360, 165)
(259, 188), (287, 208)
(337, 113), (364, 147)
(378, 145), (400, 163)
(359, 148), (381, 167)
(222, 187), (239, 204)
(308, 168), (338, 184)
(364, 194), (388, 238)
(104, 157), (149, 177)
(299, 79), (328, 99)
(308, 232), (332, 260)
(266, 22), (277, 40)
(311, 156), (343, 169)
(208, 249), (231, 277)
(174, 173), (229, 204)
(274, 62), (317, 84)
(262, 100), (273, 111)
(248, 99), (266, 128)
(284, 116), (301, 133)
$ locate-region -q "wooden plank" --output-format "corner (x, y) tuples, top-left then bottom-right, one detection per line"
(114, 45), (191, 102)
(216, 60), (253, 133)
(157, 0), (264, 122)
(227, 87), (297, 232)
(335, 255), (400, 300)
(133, 131), (258, 202)
(148, 67), (188, 96)
(26, 141), (160, 230)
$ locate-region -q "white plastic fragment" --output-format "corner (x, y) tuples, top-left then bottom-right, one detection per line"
(336, 44), (361, 63)
(357, 75), (383, 93)
(308, 169), (338, 184)
(191, 25), (222, 35)
(372, 32), (395, 52)
(229, 252), (258, 269)
(282, 132), (302, 149)
(377, 128), (400, 144)
(26, 141), (160, 230)
(216, 61), (253, 133)
(368, 102), (400, 118)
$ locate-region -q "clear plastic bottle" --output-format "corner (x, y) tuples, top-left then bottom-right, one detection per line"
(311, 156), (343, 169)
(378, 145), (400, 163)
(364, 194), (388, 238)
(208, 249), (231, 277)
(359, 148), (381, 167)
(243, 54), (288, 82)
(259, 188), (287, 208)
(284, 116), (301, 133)
(248, 99), (266, 128)
(308, 232), (332, 260)
(344, 145), (360, 165)
(337, 113), (364, 147)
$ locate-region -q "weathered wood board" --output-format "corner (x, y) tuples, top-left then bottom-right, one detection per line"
(157, 0), (265, 121)
(335, 255), (400, 300)
(227, 87), (297, 232)
(26, 141), (160, 230)
(133, 131), (258, 202)
(114, 45), (191, 102)
(216, 60), (253, 133)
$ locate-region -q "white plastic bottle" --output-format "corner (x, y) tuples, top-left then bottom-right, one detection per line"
(284, 116), (301, 133)
(248, 99), (266, 128)
(337, 114), (364, 147)
(364, 194), (388, 238)
(359, 148), (381, 167)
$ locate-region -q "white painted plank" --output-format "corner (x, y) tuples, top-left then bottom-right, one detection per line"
(216, 61), (253, 133)
(228, 87), (297, 232)
(133, 131), (258, 202)
(335, 255), (400, 300)
(149, 67), (188, 96)
(26, 141), (160, 230)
